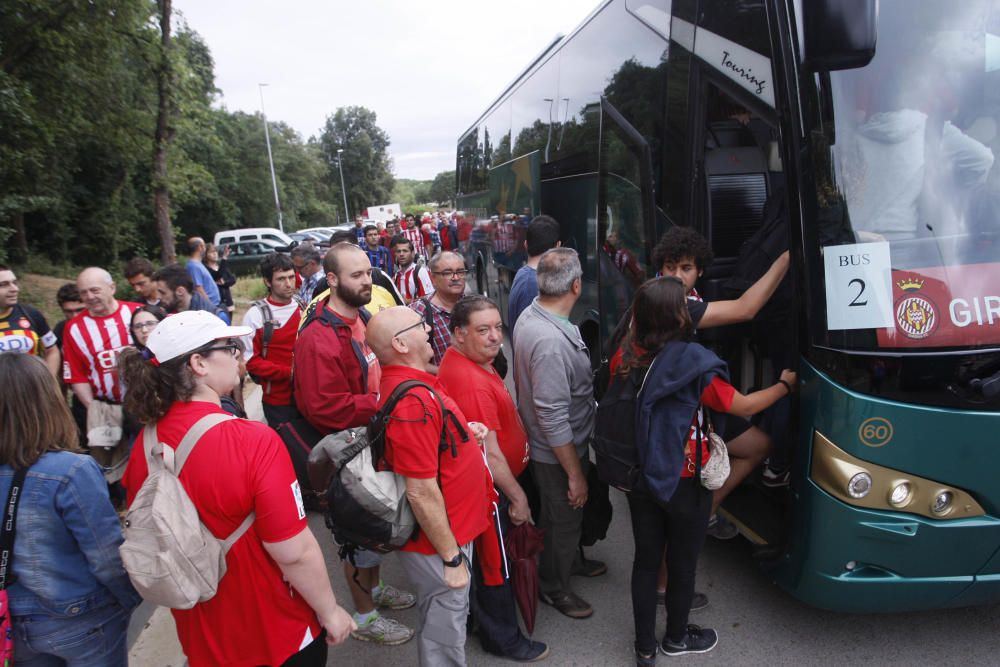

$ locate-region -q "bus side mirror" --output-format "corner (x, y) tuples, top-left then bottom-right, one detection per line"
(803, 0), (877, 72)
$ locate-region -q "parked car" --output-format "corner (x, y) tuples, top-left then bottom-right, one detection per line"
(221, 240), (291, 277)
(213, 227), (295, 248)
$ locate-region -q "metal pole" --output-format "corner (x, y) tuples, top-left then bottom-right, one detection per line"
(258, 83), (284, 233)
(337, 148), (350, 223)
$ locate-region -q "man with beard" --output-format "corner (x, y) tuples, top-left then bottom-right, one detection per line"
(152, 264), (231, 324)
(292, 243), (416, 647)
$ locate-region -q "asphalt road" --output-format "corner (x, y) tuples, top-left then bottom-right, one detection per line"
(312, 488), (1000, 667)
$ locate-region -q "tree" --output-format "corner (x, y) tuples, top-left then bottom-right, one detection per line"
(428, 170), (456, 205)
(318, 107), (395, 218)
(153, 0), (176, 264)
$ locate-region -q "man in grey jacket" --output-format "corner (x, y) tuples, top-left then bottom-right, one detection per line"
(512, 247), (602, 619)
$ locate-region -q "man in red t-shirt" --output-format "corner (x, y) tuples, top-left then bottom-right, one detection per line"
(292, 243), (415, 646)
(367, 306), (492, 667)
(438, 296), (548, 662)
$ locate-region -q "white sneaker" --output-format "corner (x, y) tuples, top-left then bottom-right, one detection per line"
(350, 614), (414, 645)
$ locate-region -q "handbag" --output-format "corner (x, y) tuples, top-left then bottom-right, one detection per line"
(696, 411), (730, 491)
(0, 466), (29, 663)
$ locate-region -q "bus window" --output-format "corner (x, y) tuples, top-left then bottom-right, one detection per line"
(598, 97), (656, 350)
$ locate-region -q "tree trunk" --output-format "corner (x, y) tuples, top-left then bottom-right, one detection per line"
(153, 0), (176, 265)
(9, 212), (28, 263)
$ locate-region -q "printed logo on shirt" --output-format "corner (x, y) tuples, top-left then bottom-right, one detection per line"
(95, 347), (126, 371)
(17, 318), (31, 329)
(0, 334), (35, 354)
(291, 480), (306, 520)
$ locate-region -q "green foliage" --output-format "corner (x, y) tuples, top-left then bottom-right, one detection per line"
(0, 227), (12, 264)
(428, 170), (456, 205)
(0, 1), (343, 268)
(318, 107), (396, 219)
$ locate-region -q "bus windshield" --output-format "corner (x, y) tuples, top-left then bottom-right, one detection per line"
(812, 1), (1000, 352)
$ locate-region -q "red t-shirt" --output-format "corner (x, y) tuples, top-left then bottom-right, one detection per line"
(437, 347), (529, 477)
(331, 307), (381, 394)
(609, 347), (735, 477)
(122, 401), (319, 667)
(681, 377), (734, 478)
(62, 301), (141, 402)
(379, 365), (491, 555)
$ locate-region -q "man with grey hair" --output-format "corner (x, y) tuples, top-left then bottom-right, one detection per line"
(408, 250), (468, 371)
(512, 247), (602, 619)
(290, 242), (323, 304)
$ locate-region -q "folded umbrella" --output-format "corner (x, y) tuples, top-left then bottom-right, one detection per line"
(505, 521), (545, 635)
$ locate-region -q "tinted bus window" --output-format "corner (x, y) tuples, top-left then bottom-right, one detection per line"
(485, 101), (512, 168)
(510, 57), (560, 161)
(697, 0), (771, 59)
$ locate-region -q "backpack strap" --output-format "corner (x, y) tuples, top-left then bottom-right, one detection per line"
(145, 413), (253, 550)
(172, 413), (236, 474)
(253, 299), (276, 359)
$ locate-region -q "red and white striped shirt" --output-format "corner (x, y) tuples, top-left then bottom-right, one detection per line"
(63, 301), (141, 403)
(394, 264), (434, 304)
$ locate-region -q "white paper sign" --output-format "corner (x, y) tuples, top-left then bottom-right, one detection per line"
(823, 242), (895, 330)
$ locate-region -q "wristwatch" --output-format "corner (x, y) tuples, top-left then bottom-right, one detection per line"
(442, 552), (463, 568)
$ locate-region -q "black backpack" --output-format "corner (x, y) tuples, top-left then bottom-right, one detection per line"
(593, 364), (651, 493)
(315, 380), (468, 559)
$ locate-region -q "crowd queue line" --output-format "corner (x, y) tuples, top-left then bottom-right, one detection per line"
(0, 214), (795, 666)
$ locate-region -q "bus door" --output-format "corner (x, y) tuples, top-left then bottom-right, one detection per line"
(596, 97), (658, 360)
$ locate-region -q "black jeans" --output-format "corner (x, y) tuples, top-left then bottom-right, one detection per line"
(263, 402), (296, 430)
(627, 479), (712, 653)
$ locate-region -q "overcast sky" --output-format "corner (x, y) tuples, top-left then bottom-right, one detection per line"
(173, 0), (598, 180)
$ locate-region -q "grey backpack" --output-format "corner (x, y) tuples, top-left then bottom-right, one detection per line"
(119, 414), (255, 610)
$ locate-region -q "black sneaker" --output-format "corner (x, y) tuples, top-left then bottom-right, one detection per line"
(635, 647), (657, 667)
(659, 625), (719, 656)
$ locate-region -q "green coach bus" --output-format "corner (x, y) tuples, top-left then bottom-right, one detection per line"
(455, 0), (1000, 612)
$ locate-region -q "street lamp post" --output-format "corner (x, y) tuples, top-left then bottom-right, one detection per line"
(336, 148), (350, 224)
(258, 83), (284, 233)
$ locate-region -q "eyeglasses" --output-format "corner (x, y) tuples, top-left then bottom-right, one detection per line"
(432, 269), (469, 279)
(200, 341), (241, 358)
(132, 321), (159, 331)
(393, 320), (430, 339)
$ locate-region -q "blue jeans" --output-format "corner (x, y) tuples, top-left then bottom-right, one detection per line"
(14, 602), (130, 667)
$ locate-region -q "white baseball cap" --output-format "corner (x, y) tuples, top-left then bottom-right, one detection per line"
(146, 310), (252, 364)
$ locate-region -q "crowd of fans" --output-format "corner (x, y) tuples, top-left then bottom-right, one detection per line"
(0, 212), (794, 666)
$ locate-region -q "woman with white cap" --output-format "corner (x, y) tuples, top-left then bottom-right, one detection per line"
(118, 311), (355, 666)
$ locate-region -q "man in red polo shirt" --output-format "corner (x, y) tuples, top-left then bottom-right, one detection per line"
(437, 296), (548, 662)
(367, 306), (492, 667)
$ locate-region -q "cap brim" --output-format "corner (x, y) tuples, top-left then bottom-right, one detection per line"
(214, 324), (254, 340)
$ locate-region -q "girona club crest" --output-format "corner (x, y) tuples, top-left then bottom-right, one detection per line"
(894, 279), (938, 340)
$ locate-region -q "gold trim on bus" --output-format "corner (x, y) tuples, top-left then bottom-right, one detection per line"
(811, 431), (986, 520)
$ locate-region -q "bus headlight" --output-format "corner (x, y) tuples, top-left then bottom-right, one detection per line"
(932, 491), (953, 516)
(810, 431), (985, 519)
(889, 482), (912, 507)
(847, 472), (872, 498)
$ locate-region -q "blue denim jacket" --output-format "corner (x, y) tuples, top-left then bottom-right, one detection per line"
(0, 452), (141, 618)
